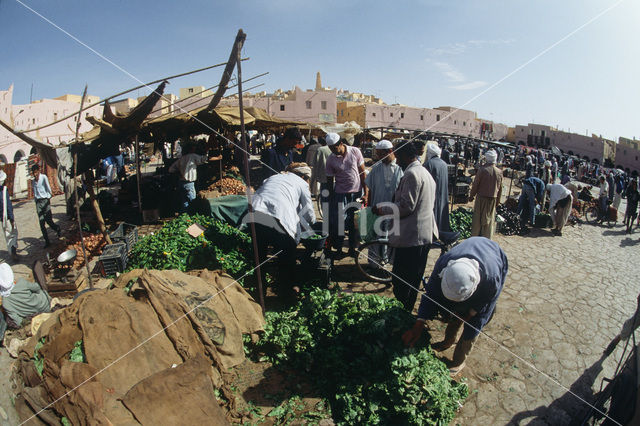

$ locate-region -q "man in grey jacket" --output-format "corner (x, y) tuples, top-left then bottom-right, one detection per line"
(373, 141), (438, 311)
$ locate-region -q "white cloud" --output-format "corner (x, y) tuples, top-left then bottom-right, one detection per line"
(427, 42), (467, 56)
(433, 62), (465, 82)
(467, 38), (515, 47)
(449, 81), (488, 91)
(428, 38), (515, 56)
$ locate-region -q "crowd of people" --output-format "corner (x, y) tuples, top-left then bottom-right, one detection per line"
(2, 125), (638, 378)
(250, 126), (640, 375)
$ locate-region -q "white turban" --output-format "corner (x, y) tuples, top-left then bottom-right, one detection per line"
(485, 149), (497, 164)
(544, 160), (551, 167)
(426, 143), (441, 159)
(325, 133), (340, 146)
(376, 140), (393, 150)
(439, 258), (481, 302)
(0, 171), (6, 185)
(291, 165), (312, 179)
(0, 262), (15, 297)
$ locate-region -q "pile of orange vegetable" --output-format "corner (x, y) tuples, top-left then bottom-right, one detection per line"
(58, 233), (107, 269)
(209, 178), (246, 196)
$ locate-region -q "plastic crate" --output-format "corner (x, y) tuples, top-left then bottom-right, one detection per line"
(454, 183), (469, 196)
(99, 243), (127, 276)
(110, 223), (138, 253)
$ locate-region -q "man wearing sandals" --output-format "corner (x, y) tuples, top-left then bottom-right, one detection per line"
(402, 237), (508, 376)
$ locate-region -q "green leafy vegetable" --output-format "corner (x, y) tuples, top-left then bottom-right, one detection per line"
(450, 207), (473, 240)
(33, 337), (45, 377)
(248, 289), (468, 425)
(69, 340), (85, 363)
(127, 214), (253, 279)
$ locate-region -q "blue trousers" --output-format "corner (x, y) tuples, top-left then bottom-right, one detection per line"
(518, 184), (537, 225)
(179, 181), (196, 213)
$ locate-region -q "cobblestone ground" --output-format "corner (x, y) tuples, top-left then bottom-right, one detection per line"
(1, 192), (639, 425)
(334, 199), (640, 425)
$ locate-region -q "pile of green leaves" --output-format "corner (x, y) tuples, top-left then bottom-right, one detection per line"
(450, 207), (473, 239)
(127, 214), (253, 278)
(69, 340), (86, 363)
(250, 289), (468, 425)
(33, 338), (45, 377)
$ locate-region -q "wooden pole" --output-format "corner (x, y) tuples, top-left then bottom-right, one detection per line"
(135, 135), (143, 214)
(235, 30), (265, 313)
(73, 86), (93, 289)
(84, 171), (112, 245)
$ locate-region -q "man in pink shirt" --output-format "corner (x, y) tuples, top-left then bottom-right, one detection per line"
(325, 133), (367, 258)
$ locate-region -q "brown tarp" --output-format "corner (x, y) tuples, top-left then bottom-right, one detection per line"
(121, 355), (226, 425)
(12, 269), (261, 425)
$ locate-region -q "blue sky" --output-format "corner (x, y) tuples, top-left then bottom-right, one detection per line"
(0, 0), (637, 140)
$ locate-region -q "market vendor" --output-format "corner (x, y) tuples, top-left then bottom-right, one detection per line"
(260, 127), (302, 181)
(245, 162), (315, 297)
(0, 263), (51, 341)
(402, 237), (508, 375)
(168, 143), (211, 213)
(517, 176), (545, 228)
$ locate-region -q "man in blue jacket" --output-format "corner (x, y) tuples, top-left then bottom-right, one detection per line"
(517, 176), (545, 228)
(402, 237), (508, 375)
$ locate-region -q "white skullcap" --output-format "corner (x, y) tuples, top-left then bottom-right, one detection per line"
(0, 262), (15, 297)
(325, 133), (340, 146)
(376, 140), (393, 150)
(426, 143), (442, 159)
(485, 149), (497, 164)
(0, 171), (6, 185)
(544, 160), (551, 167)
(439, 258), (481, 302)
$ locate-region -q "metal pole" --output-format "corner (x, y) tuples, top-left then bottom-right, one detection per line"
(73, 85), (93, 289)
(135, 135), (142, 214)
(235, 31), (265, 313)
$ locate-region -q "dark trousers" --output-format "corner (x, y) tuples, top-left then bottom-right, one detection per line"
(35, 198), (59, 243)
(328, 192), (360, 251)
(254, 222), (297, 292)
(392, 244), (430, 311)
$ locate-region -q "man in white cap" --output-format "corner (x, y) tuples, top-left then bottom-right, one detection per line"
(243, 162), (315, 299)
(546, 183), (572, 236)
(402, 237), (508, 375)
(0, 171), (17, 259)
(469, 149), (503, 239)
(424, 141), (450, 232)
(364, 140), (403, 266)
(0, 263), (51, 341)
(325, 133), (367, 258)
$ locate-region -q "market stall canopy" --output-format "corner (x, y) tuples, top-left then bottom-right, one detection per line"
(71, 81), (167, 176)
(316, 121), (362, 145)
(141, 105), (304, 140)
(243, 106), (306, 129)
